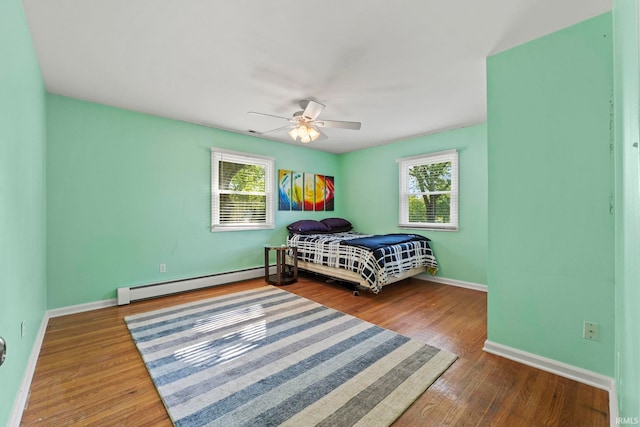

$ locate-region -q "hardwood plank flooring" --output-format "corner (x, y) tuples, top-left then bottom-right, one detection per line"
(20, 274), (609, 426)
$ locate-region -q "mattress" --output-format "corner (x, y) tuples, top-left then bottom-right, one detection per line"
(287, 232), (438, 293)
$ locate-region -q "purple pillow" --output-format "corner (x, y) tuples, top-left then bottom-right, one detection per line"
(320, 218), (353, 233)
(287, 220), (330, 234)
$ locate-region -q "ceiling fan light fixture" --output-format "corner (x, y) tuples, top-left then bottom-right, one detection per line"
(297, 125), (309, 138)
(249, 100), (360, 144)
(308, 127), (320, 141)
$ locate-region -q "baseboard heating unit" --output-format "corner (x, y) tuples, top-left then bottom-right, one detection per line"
(117, 266), (271, 305)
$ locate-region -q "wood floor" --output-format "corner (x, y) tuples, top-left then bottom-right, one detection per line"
(21, 274), (609, 426)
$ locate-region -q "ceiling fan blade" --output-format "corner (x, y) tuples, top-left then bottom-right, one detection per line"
(315, 129), (328, 141)
(248, 111), (291, 121)
(314, 119), (361, 130)
(301, 100), (325, 120)
(255, 125), (292, 135)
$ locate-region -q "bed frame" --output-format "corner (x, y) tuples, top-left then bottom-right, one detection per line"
(286, 255), (427, 295)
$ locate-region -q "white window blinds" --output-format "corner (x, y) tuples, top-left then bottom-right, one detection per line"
(397, 149), (458, 230)
(211, 149), (274, 231)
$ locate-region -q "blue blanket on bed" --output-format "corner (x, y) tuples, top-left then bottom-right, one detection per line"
(341, 233), (429, 251)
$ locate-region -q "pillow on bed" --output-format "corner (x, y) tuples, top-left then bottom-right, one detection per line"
(287, 219), (330, 234)
(321, 217), (353, 233)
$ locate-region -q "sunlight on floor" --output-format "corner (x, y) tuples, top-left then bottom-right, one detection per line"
(174, 304), (268, 367)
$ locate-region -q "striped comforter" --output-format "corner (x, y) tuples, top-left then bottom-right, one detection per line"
(287, 232), (438, 293)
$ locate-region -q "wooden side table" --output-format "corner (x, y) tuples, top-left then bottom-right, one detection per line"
(264, 245), (298, 286)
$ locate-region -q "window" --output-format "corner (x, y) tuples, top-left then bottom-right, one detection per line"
(398, 149), (458, 230)
(211, 148), (274, 231)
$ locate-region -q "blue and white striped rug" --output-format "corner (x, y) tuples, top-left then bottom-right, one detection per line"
(125, 286), (456, 427)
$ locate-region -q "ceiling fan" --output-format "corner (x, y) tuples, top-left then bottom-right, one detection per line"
(249, 100), (361, 143)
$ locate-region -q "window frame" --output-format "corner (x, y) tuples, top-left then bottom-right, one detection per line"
(397, 149), (459, 231)
(211, 148), (275, 232)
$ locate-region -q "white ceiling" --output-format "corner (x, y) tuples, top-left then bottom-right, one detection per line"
(22, 0), (612, 154)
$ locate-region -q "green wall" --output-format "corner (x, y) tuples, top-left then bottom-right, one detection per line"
(9, 4), (638, 423)
(613, 0), (640, 420)
(341, 124), (488, 285)
(0, 0), (47, 424)
(46, 95), (343, 309)
(487, 14), (615, 375)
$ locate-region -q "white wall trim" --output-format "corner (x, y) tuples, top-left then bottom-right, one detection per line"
(8, 313), (49, 427)
(483, 340), (614, 390)
(416, 273), (488, 292)
(117, 266), (269, 305)
(483, 340), (618, 426)
(609, 380), (619, 427)
(48, 298), (117, 318)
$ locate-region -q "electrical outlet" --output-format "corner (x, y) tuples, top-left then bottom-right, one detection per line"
(583, 321), (599, 341)
(21, 321), (26, 339)
(159, 263), (166, 273)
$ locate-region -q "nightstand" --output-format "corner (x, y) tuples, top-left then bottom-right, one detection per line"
(263, 245), (298, 286)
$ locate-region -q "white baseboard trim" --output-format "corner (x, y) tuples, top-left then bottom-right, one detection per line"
(48, 298), (118, 318)
(483, 340), (618, 425)
(609, 380), (619, 427)
(483, 340), (614, 390)
(8, 313), (49, 427)
(416, 274), (488, 292)
(117, 266), (269, 305)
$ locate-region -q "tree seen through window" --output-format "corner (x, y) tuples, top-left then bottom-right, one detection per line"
(219, 161), (267, 223)
(408, 161), (452, 224)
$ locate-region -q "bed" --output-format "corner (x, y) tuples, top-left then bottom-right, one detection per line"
(285, 218), (438, 295)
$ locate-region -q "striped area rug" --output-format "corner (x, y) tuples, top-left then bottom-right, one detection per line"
(125, 286), (456, 427)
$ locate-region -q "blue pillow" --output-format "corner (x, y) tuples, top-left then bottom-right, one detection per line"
(320, 218), (353, 233)
(287, 220), (330, 234)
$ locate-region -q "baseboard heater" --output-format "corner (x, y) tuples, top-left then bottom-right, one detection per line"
(117, 266), (273, 305)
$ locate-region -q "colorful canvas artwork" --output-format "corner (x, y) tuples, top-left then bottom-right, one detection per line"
(278, 169), (334, 211)
(292, 172), (303, 211)
(314, 175), (325, 211)
(303, 173), (315, 211)
(323, 175), (335, 210)
(278, 170), (292, 210)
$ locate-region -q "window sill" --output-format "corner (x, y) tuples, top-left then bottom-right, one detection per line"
(398, 224), (458, 232)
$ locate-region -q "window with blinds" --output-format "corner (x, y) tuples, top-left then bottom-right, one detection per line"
(397, 149), (458, 230)
(211, 148), (274, 231)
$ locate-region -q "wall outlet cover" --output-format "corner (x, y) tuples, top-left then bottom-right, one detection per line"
(583, 321), (599, 341)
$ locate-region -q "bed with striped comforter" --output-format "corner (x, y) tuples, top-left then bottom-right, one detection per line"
(286, 232), (438, 293)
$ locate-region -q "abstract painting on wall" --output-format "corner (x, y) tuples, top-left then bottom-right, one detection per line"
(278, 170), (292, 210)
(303, 173), (315, 211)
(278, 169), (334, 211)
(292, 171), (303, 211)
(321, 175), (335, 210)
